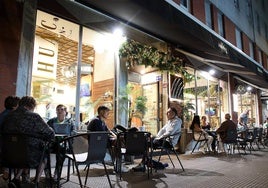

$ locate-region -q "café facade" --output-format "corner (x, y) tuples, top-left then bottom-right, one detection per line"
(1, 0), (268, 138)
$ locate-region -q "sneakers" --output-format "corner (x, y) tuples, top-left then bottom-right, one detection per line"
(132, 163), (146, 172)
(121, 164), (129, 173)
(199, 147), (206, 154)
(163, 163), (169, 168)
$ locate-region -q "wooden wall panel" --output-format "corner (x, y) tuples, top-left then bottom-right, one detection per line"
(92, 78), (115, 129)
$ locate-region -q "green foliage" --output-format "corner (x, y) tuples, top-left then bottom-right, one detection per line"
(135, 96), (148, 116)
(119, 39), (194, 83)
(183, 101), (195, 122)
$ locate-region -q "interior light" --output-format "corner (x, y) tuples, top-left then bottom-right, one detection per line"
(113, 28), (123, 37)
(247, 86), (252, 91)
(209, 69), (215, 75)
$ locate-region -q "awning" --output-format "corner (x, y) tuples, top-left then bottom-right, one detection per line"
(38, 0), (268, 89)
(73, 0), (268, 89)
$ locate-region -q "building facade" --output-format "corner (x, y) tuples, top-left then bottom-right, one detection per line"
(1, 0), (268, 135)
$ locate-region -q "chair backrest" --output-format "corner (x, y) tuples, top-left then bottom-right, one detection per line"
(258, 128), (264, 141)
(86, 132), (109, 163)
(122, 131), (150, 156)
(53, 123), (72, 136)
(223, 129), (237, 143)
(1, 133), (48, 169)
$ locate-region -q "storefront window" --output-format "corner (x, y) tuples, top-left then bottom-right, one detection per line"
(183, 67), (229, 129)
(233, 85), (256, 126)
(32, 10), (116, 129)
(32, 10), (79, 121)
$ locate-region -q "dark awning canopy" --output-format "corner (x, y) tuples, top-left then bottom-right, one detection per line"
(38, 0), (268, 89)
(73, 0), (268, 89)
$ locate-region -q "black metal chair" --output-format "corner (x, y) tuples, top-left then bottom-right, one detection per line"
(62, 132), (112, 188)
(256, 127), (265, 149)
(151, 132), (184, 172)
(237, 129), (251, 154)
(116, 131), (151, 180)
(0, 132), (52, 188)
(220, 129), (238, 154)
(191, 131), (209, 154)
(246, 128), (258, 152)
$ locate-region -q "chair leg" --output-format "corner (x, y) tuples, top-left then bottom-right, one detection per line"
(173, 149), (185, 171)
(73, 161), (83, 188)
(191, 141), (200, 154)
(84, 164), (90, 187)
(103, 162), (112, 188)
(166, 150), (175, 168)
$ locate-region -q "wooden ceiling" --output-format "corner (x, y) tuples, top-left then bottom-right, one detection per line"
(35, 26), (95, 85)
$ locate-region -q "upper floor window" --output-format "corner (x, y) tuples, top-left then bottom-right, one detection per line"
(258, 49), (263, 65)
(256, 12), (260, 34)
(181, 0), (191, 12)
(265, 24), (268, 41)
(246, 0), (252, 22)
(235, 28), (242, 50)
(217, 12), (225, 37)
(205, 0), (213, 28)
(234, 0), (239, 10)
(249, 41), (254, 59)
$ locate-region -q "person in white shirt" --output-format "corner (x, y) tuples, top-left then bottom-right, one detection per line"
(153, 107), (182, 147)
(133, 107), (182, 171)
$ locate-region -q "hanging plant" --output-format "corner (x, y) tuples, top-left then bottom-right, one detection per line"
(119, 39), (194, 83)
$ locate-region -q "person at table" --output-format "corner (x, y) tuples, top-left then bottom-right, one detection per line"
(239, 109), (249, 126)
(0, 95), (20, 181)
(1, 96), (55, 187)
(190, 115), (213, 153)
(87, 105), (116, 139)
(216, 113), (237, 153)
(47, 104), (74, 181)
(86, 105), (117, 165)
(133, 107), (182, 172)
(47, 104), (74, 132)
(200, 116), (211, 131)
(200, 115), (217, 152)
(237, 116), (248, 131)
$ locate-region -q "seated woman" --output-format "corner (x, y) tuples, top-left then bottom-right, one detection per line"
(200, 116), (211, 131)
(190, 115), (213, 153)
(1, 96), (55, 187)
(200, 116), (216, 151)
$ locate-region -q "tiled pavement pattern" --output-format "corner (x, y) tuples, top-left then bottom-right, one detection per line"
(1, 148), (268, 188)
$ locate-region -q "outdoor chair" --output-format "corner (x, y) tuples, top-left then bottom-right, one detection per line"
(237, 129), (251, 154)
(151, 132), (184, 172)
(0, 132), (52, 188)
(219, 129), (238, 154)
(62, 132), (112, 188)
(116, 131), (151, 180)
(246, 128), (259, 152)
(256, 127), (265, 149)
(191, 131), (209, 154)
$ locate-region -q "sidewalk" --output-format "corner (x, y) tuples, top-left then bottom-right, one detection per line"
(1, 148), (268, 187)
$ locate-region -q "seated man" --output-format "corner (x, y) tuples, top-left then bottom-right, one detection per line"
(47, 104), (74, 181)
(87, 105), (117, 163)
(216, 113), (237, 153)
(133, 107), (182, 171)
(1, 96), (55, 187)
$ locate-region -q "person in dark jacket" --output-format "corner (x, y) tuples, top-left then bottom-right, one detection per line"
(0, 96), (20, 181)
(87, 105), (116, 138)
(1, 96), (55, 186)
(216, 113), (237, 153)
